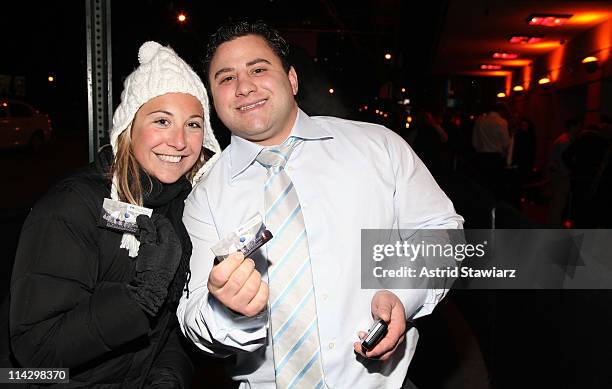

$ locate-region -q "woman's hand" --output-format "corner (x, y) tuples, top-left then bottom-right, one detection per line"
(127, 214), (182, 316)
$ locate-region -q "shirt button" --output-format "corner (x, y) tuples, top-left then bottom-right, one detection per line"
(328, 342), (335, 350)
(322, 294), (328, 301)
(302, 202), (308, 209)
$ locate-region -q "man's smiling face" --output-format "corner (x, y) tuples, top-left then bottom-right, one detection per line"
(208, 34), (299, 146)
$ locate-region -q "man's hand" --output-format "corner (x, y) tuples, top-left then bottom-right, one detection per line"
(353, 290), (406, 361)
(208, 252), (269, 317)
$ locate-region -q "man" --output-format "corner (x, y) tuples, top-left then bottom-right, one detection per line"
(472, 103), (511, 159)
(178, 21), (463, 389)
(471, 103), (511, 199)
(547, 117), (581, 226)
(562, 123), (610, 227)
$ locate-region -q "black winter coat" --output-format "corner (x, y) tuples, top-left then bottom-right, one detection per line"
(9, 155), (194, 388)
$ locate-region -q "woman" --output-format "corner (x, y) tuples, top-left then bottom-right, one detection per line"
(9, 41), (221, 387)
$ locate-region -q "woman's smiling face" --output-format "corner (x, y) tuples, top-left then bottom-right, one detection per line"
(130, 93), (204, 183)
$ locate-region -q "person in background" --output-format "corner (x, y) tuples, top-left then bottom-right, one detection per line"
(547, 117), (581, 226)
(471, 103), (511, 199)
(512, 118), (536, 183)
(591, 115), (612, 227)
(178, 20), (463, 389)
(413, 108), (449, 175)
(10, 41), (221, 388)
(563, 123), (610, 227)
(472, 103), (510, 160)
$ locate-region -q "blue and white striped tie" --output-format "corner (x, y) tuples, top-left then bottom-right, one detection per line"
(256, 137), (326, 389)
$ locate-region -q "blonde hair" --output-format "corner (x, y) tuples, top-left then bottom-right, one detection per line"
(110, 124), (208, 205)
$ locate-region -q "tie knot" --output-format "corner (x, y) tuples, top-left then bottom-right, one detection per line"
(256, 137), (302, 171)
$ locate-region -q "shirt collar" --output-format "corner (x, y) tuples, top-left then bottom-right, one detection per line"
(229, 109), (333, 179)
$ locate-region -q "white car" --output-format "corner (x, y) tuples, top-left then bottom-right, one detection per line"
(0, 99), (52, 152)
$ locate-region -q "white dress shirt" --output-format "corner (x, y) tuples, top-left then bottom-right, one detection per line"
(178, 109), (464, 389)
(472, 111), (510, 156)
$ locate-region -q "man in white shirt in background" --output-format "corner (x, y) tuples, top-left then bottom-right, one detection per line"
(472, 104), (511, 159)
(178, 20), (464, 389)
(471, 103), (511, 199)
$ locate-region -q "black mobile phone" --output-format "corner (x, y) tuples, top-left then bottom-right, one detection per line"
(361, 319), (388, 352)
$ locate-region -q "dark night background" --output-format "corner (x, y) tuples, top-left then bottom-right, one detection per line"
(1, 0), (448, 143)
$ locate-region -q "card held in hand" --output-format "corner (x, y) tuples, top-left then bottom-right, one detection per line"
(99, 198), (153, 233)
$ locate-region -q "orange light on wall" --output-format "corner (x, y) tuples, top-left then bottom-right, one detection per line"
(513, 85), (524, 92)
(498, 59), (532, 67)
(570, 12), (610, 25)
(509, 35), (543, 44)
(595, 18), (611, 62)
(527, 14), (572, 27)
(548, 42), (566, 82)
(523, 62), (532, 90)
(481, 64), (503, 70)
(459, 70), (512, 78)
(538, 77), (551, 85)
(505, 73), (512, 96)
(527, 41), (562, 50)
(177, 13), (187, 22)
(582, 56), (599, 73)
(497, 92), (507, 98)
(493, 52), (518, 59)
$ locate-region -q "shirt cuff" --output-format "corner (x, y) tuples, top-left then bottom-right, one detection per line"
(412, 288), (448, 319)
(205, 294), (268, 350)
(388, 288), (446, 321)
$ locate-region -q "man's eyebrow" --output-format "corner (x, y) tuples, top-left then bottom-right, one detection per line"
(246, 58), (271, 67)
(213, 67), (234, 80)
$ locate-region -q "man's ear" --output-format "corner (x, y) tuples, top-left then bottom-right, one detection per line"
(288, 66), (298, 95)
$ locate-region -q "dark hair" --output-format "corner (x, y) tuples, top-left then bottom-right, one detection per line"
(565, 117), (582, 131)
(491, 102), (508, 114)
(203, 20), (291, 84)
(520, 117), (534, 132)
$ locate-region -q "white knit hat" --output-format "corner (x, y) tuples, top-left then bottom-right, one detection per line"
(110, 41), (222, 256)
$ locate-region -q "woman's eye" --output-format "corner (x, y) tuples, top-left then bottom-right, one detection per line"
(187, 121), (202, 129)
(154, 118), (170, 126)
